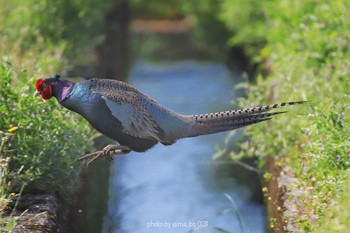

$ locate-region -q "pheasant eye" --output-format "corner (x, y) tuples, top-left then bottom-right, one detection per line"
(42, 83), (47, 88)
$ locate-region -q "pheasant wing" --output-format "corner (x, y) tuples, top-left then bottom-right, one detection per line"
(101, 94), (163, 141)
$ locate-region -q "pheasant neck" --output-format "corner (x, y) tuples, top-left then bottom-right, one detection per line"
(52, 79), (75, 103)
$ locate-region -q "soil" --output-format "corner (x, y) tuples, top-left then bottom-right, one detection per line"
(3, 193), (66, 233)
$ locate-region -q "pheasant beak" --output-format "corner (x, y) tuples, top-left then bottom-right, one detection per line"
(34, 90), (41, 97)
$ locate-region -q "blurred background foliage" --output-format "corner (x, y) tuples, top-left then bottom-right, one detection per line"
(0, 0), (113, 52)
(131, 0), (183, 19)
(0, 0), (349, 232)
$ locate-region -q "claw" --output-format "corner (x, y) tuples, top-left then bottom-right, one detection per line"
(77, 145), (131, 166)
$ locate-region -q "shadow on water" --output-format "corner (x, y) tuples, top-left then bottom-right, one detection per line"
(99, 60), (266, 233)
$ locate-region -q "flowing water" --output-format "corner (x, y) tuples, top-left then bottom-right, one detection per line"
(101, 60), (266, 233)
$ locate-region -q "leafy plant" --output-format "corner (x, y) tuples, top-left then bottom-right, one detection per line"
(0, 62), (94, 195)
(217, 0), (350, 231)
(0, 0), (103, 229)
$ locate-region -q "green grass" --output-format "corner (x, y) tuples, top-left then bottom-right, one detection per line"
(216, 0), (350, 231)
(0, 65), (94, 194)
(316, 172), (350, 232)
(0, 0), (106, 230)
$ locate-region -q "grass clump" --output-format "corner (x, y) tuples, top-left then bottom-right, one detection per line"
(0, 64), (93, 195)
(217, 0), (350, 231)
(0, 0), (104, 230)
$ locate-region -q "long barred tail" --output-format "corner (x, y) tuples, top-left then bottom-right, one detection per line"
(187, 101), (307, 137)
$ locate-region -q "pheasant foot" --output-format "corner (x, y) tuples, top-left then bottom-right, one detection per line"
(77, 145), (131, 166)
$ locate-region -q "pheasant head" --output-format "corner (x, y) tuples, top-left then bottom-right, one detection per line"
(35, 73), (74, 102)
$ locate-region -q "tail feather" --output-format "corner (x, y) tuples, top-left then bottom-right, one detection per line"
(187, 101), (307, 137)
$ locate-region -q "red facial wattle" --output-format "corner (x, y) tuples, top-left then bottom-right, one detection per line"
(35, 79), (53, 100)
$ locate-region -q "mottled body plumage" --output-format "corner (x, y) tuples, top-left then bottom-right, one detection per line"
(35, 74), (306, 153)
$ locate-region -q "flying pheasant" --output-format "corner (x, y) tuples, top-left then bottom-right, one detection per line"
(35, 74), (306, 163)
